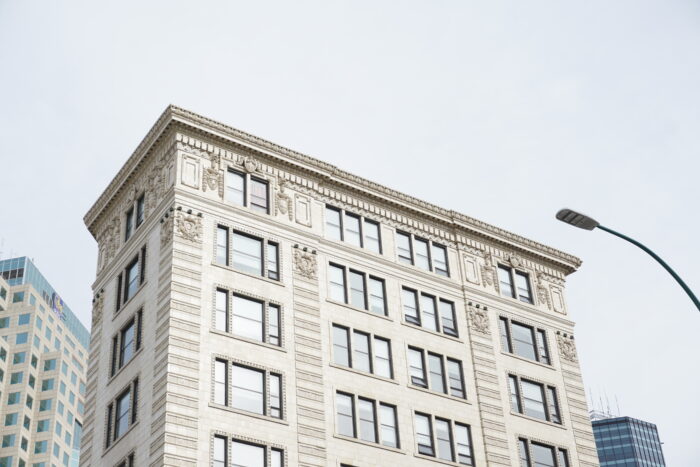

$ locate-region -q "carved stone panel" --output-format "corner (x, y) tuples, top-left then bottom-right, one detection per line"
(557, 334), (578, 362)
(274, 178), (293, 221)
(293, 246), (317, 280)
(467, 302), (490, 334)
(175, 211), (202, 243)
(295, 194), (312, 227)
(181, 154), (200, 189)
(463, 255), (480, 285)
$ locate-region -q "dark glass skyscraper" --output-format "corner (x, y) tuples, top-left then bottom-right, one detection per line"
(592, 416), (666, 466)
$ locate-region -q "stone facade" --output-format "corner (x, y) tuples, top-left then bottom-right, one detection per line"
(81, 106), (599, 466)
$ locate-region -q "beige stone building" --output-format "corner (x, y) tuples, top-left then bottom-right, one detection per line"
(81, 106), (599, 467)
(0, 257), (90, 467)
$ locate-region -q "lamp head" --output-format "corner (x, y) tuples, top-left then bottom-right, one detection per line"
(556, 208), (599, 231)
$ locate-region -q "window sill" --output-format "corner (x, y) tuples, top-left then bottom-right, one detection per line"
(113, 282), (147, 320)
(102, 420), (140, 457)
(326, 299), (392, 322)
(407, 384), (470, 405)
(501, 351), (555, 371)
(413, 452), (474, 467)
(208, 402), (288, 426)
(400, 321), (463, 344)
(329, 363), (398, 385)
(211, 262), (284, 287)
(321, 237), (384, 259)
(209, 329), (286, 353)
(510, 411), (566, 429)
(333, 434), (404, 454)
(108, 348), (144, 385)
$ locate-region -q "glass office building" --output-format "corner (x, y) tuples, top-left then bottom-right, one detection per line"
(592, 416), (666, 466)
(0, 257), (89, 467)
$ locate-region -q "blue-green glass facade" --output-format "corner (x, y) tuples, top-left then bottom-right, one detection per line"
(0, 257), (90, 349)
(592, 416), (666, 467)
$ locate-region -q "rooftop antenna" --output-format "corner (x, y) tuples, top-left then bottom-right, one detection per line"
(615, 395), (621, 417)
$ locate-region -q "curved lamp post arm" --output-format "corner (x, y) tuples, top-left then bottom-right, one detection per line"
(596, 224), (700, 312)
(556, 208), (700, 313)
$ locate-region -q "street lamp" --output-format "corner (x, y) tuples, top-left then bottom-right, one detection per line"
(556, 208), (700, 313)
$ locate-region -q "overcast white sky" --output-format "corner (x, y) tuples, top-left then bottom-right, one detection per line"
(1, 1), (698, 464)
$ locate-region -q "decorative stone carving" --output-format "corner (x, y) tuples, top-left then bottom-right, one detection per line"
(161, 214), (174, 248)
(275, 178), (293, 220)
(535, 271), (552, 310)
(507, 254), (522, 268)
(293, 246), (317, 279)
(480, 253), (497, 290)
(467, 302), (490, 334)
(202, 167), (220, 193)
(557, 334), (578, 362)
(175, 210), (202, 243)
(91, 293), (104, 326)
(97, 216), (120, 271)
(241, 155), (260, 173)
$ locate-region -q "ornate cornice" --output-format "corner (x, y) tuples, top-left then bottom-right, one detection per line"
(84, 105), (582, 274)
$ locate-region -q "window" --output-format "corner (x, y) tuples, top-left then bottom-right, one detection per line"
(111, 310), (143, 375)
(508, 375), (561, 424)
(212, 436), (284, 467)
(407, 347), (465, 398)
(44, 359), (56, 371)
(328, 264), (386, 315)
(499, 318), (550, 364)
(519, 438), (569, 467)
(395, 232), (449, 276)
(124, 193), (146, 242)
(1, 435), (15, 448)
(334, 392), (398, 448)
(212, 359), (283, 419)
(0, 317), (8, 328)
(13, 351), (26, 364)
(498, 265), (533, 304)
(16, 332), (28, 345)
(11, 371), (23, 384)
(332, 324), (393, 378)
(225, 170), (269, 214)
(18, 313), (30, 325)
(401, 288), (458, 336)
(7, 392), (20, 404)
(115, 247), (147, 311)
(4, 413), (18, 426)
(214, 290), (281, 346)
(34, 440), (47, 454)
(41, 378), (54, 391)
(105, 378), (138, 447)
(414, 413), (474, 465)
(216, 225), (229, 265)
(325, 206), (382, 253)
(13, 291), (24, 303)
(37, 420), (50, 432)
(115, 452), (136, 467)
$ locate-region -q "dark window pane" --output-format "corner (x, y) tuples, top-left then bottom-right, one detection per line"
(447, 359), (465, 398)
(455, 424), (473, 465)
(531, 443), (556, 467)
(268, 304), (280, 346)
(499, 318), (512, 353)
